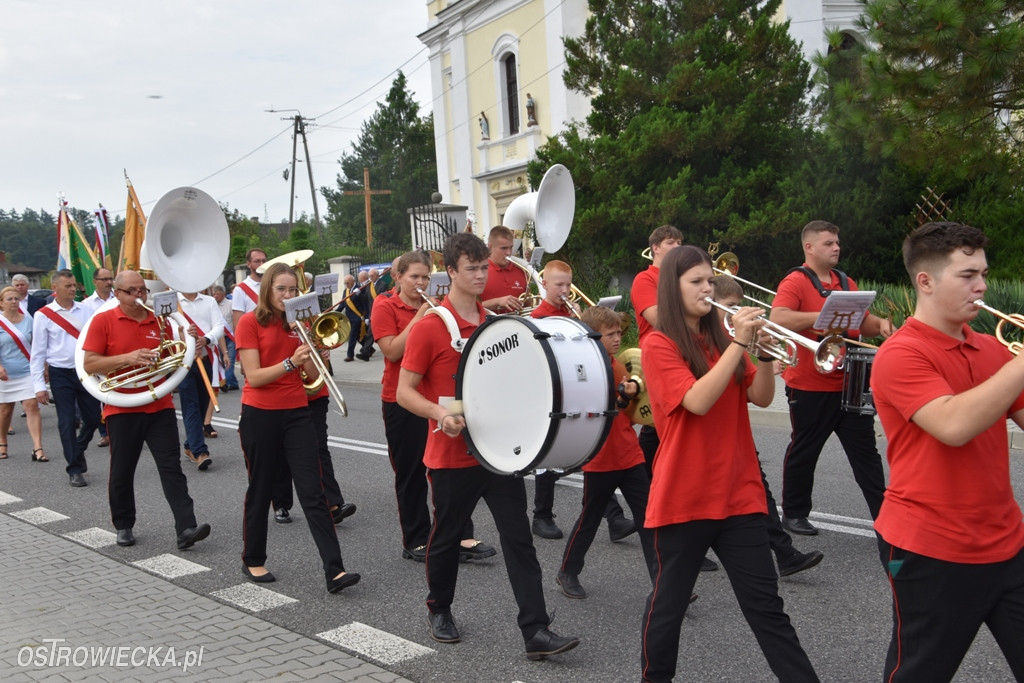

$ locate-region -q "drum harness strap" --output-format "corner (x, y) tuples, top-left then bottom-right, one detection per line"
(425, 306), (494, 352)
(786, 266), (859, 341)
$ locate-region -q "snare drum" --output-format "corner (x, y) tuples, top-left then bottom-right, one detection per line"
(456, 315), (616, 475)
(841, 347), (876, 415)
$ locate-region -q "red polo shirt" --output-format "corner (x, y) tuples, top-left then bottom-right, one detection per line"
(371, 293), (420, 402)
(480, 258), (527, 312)
(641, 331), (765, 527)
(585, 356), (645, 473)
(530, 299), (570, 319)
(402, 298), (486, 470)
(235, 312), (308, 410)
(872, 317), (1024, 563)
(773, 266), (862, 392)
(631, 266), (659, 344)
(82, 306), (176, 417)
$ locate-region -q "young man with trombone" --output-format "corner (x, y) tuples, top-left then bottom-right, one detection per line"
(770, 220), (893, 535)
(80, 271), (211, 550)
(870, 221), (1024, 681)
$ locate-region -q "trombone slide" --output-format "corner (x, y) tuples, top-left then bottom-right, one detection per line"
(294, 322), (349, 417)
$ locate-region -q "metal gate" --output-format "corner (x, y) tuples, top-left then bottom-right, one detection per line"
(410, 203), (459, 252)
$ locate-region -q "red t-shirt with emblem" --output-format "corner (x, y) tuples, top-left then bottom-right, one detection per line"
(773, 266), (862, 392)
(82, 306), (176, 417)
(402, 298), (485, 470)
(872, 317), (1024, 563)
(480, 258), (527, 312)
(530, 299), (570, 319)
(235, 312), (308, 410)
(371, 292), (420, 402)
(641, 331), (765, 527)
(631, 266), (659, 344)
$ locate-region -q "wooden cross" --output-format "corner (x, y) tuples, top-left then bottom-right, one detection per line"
(343, 168), (392, 246)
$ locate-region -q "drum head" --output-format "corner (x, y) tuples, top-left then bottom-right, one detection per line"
(456, 316), (614, 475)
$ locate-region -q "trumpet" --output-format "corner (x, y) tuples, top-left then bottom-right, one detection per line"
(704, 298), (846, 374)
(415, 287), (440, 310)
(559, 294), (581, 319)
(974, 300), (1024, 355)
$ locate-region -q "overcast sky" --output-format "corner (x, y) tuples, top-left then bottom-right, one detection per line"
(1, 1), (434, 224)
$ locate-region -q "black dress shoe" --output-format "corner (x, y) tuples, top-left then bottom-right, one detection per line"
(607, 515), (636, 542)
(427, 611), (461, 643)
(524, 628), (580, 660)
(275, 508), (292, 524)
(176, 523), (211, 550)
(116, 528), (135, 547)
(327, 572), (360, 594)
(701, 556), (718, 572)
(331, 503), (357, 524)
(778, 549), (825, 577)
(782, 516), (819, 536)
(459, 540), (497, 562)
(556, 571), (586, 599)
(402, 545), (427, 562)
(69, 473), (87, 487)
(532, 517), (563, 539)
(243, 565), (276, 583)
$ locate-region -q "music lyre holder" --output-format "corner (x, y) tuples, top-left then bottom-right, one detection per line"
(285, 293), (320, 324)
(152, 291), (179, 319)
(813, 291), (876, 335)
(313, 273), (339, 298)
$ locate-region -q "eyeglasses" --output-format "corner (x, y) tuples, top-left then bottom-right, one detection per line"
(250, 258), (268, 265)
(117, 287), (149, 296)
(273, 286), (300, 296)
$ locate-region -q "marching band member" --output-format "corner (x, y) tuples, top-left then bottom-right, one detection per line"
(479, 225), (527, 313)
(81, 271), (211, 550)
(556, 304), (654, 600)
(711, 275), (824, 578)
(31, 269), (101, 487)
(871, 222), (1024, 681)
(397, 233), (579, 658)
(770, 220), (892, 536)
(373, 249), (494, 563)
(640, 246), (817, 682)
(235, 262), (359, 593)
(528, 260), (633, 541)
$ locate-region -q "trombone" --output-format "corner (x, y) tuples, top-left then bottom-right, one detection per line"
(974, 300), (1024, 355)
(704, 297), (846, 374)
(293, 321), (349, 418)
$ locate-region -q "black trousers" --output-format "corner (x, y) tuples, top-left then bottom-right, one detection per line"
(426, 466), (548, 642)
(781, 387), (885, 520)
(879, 538), (1024, 682)
(382, 400), (431, 549)
(49, 366), (100, 475)
(638, 425), (659, 477)
(761, 460), (797, 562)
(640, 515), (818, 683)
(239, 404), (345, 581)
(272, 396), (345, 510)
(106, 409), (196, 535)
(560, 464), (654, 579)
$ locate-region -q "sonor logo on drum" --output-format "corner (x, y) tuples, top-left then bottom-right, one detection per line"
(477, 333), (521, 365)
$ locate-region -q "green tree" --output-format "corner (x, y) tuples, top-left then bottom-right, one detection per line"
(322, 71), (437, 248)
(815, 0), (1024, 183)
(533, 0), (813, 275)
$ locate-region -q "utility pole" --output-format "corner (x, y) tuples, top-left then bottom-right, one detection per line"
(266, 109), (322, 233)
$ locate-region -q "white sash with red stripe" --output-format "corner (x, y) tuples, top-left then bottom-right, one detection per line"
(39, 306), (81, 339)
(0, 315), (31, 360)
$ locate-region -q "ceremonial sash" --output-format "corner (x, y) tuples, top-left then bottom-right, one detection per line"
(178, 305), (223, 384)
(39, 306), (81, 339)
(238, 282), (258, 304)
(0, 316), (31, 360)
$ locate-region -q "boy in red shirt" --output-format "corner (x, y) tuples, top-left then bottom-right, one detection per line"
(871, 222), (1024, 681)
(397, 233), (579, 660)
(556, 305), (653, 599)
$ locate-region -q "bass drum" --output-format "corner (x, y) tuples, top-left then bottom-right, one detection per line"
(456, 316), (616, 476)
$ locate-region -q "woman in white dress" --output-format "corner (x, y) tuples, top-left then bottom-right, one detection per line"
(0, 286), (46, 461)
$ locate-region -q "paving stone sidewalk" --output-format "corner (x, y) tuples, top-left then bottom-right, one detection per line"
(0, 513), (410, 682)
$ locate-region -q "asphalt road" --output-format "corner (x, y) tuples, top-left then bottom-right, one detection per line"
(1, 377), (1020, 682)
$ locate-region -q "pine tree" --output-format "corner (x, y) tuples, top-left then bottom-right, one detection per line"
(533, 0), (812, 274)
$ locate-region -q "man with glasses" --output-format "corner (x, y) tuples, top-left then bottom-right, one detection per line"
(31, 270), (101, 487)
(232, 248), (268, 342)
(81, 271), (211, 550)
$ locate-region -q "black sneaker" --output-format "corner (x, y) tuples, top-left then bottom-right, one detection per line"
(274, 508), (291, 524)
(778, 549), (825, 577)
(428, 611), (461, 643)
(532, 517), (563, 539)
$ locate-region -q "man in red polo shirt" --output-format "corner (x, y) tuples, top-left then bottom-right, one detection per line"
(871, 222), (1024, 681)
(770, 220), (893, 536)
(479, 225), (527, 313)
(82, 270), (211, 551)
(397, 233), (579, 659)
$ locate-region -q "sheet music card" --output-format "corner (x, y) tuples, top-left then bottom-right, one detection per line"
(814, 291), (876, 332)
(313, 273), (340, 297)
(285, 293), (321, 324)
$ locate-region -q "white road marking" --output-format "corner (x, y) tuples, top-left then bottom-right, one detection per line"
(10, 507), (70, 525)
(317, 622), (435, 665)
(212, 583), (298, 612)
(133, 553), (212, 579)
(0, 491), (24, 505)
(64, 527), (118, 548)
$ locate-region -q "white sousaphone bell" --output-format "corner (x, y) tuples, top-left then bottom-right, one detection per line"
(75, 186), (230, 407)
(502, 163), (575, 254)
